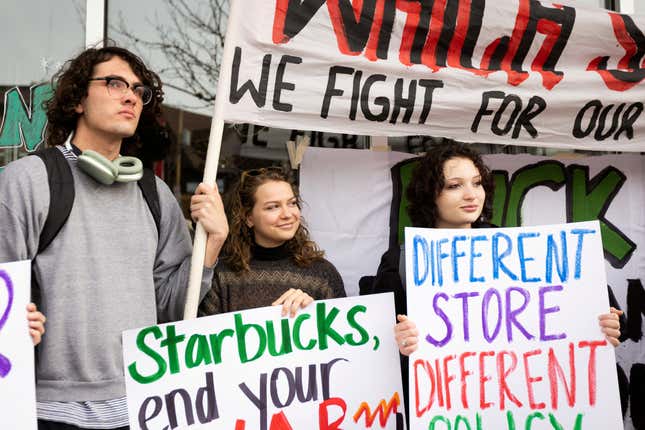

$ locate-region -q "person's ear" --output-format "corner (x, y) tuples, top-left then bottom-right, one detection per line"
(246, 215), (254, 229)
(74, 100), (84, 114)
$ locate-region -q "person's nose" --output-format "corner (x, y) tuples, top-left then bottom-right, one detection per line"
(463, 185), (476, 200)
(279, 206), (291, 219)
(122, 87), (138, 105)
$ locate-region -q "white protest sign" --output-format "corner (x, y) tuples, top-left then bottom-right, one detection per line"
(0, 260), (36, 429)
(218, 0), (645, 151)
(124, 294), (404, 429)
(405, 221), (623, 429)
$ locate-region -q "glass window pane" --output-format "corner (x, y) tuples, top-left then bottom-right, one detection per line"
(1, 0), (86, 167)
(1, 1), (85, 86)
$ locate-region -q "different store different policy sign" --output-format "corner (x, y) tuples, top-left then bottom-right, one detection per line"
(406, 221), (623, 429)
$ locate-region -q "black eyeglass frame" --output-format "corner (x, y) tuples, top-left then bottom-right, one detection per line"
(88, 76), (153, 105)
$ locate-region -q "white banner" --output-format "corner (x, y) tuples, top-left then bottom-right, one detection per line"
(219, 0), (645, 151)
(0, 260), (36, 429)
(123, 294), (404, 430)
(405, 222), (623, 429)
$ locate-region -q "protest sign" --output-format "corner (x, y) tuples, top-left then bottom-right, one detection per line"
(217, 0), (645, 152)
(300, 147), (645, 429)
(123, 294), (404, 429)
(0, 260), (36, 429)
(404, 221), (623, 429)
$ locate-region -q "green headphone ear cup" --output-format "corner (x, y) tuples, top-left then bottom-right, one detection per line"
(113, 156), (143, 183)
(114, 171), (144, 183)
(77, 150), (118, 185)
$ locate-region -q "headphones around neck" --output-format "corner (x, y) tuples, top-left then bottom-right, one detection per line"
(65, 136), (143, 185)
(77, 150), (143, 185)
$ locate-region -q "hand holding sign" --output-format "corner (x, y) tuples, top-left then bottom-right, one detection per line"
(394, 314), (418, 356)
(271, 288), (314, 317)
(26, 302), (46, 346)
(599, 308), (623, 347)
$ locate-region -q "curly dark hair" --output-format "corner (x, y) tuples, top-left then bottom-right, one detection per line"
(223, 168), (324, 273)
(44, 45), (164, 149)
(407, 140), (494, 228)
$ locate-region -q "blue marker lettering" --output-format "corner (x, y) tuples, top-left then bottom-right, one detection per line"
(570, 228), (596, 279)
(413, 235), (429, 286)
(546, 231), (568, 283)
(518, 232), (541, 283)
(451, 236), (467, 282)
(492, 233), (518, 281)
(469, 235), (487, 283)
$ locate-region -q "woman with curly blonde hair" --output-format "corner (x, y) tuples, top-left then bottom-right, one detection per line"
(199, 167), (345, 318)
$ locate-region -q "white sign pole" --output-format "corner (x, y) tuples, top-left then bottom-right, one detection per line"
(183, 0), (241, 319)
(85, 0), (105, 48)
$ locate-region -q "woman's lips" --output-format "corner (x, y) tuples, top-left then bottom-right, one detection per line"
(461, 205), (480, 212)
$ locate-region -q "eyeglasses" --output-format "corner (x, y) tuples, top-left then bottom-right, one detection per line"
(88, 76), (153, 105)
(240, 166), (285, 185)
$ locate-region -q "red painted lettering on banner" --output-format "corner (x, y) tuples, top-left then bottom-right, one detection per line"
(587, 13), (645, 91)
(326, 0), (377, 56)
(273, 0), (578, 90)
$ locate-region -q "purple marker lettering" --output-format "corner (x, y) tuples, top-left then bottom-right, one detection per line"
(0, 270), (14, 377)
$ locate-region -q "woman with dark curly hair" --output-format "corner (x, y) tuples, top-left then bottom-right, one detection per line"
(372, 140), (494, 319)
(199, 167), (345, 318)
(369, 140), (622, 425)
(405, 141), (494, 230)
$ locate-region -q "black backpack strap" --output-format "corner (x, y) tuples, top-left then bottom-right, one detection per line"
(31, 147), (75, 308)
(33, 148), (75, 253)
(138, 168), (161, 236)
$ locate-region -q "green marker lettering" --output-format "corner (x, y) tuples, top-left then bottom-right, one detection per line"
(316, 302), (345, 350)
(185, 334), (212, 368)
(526, 412), (545, 428)
(293, 313), (316, 350)
(266, 319), (293, 356)
(506, 410), (516, 430)
(235, 313), (267, 363)
(209, 329), (234, 364)
(160, 325), (185, 375)
(344, 305), (369, 346)
(127, 326), (167, 384)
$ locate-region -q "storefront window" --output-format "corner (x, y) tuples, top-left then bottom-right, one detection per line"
(0, 1), (85, 167)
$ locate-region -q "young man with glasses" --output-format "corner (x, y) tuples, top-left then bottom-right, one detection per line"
(0, 46), (228, 429)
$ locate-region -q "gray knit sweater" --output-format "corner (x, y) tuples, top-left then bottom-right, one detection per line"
(0, 151), (212, 402)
